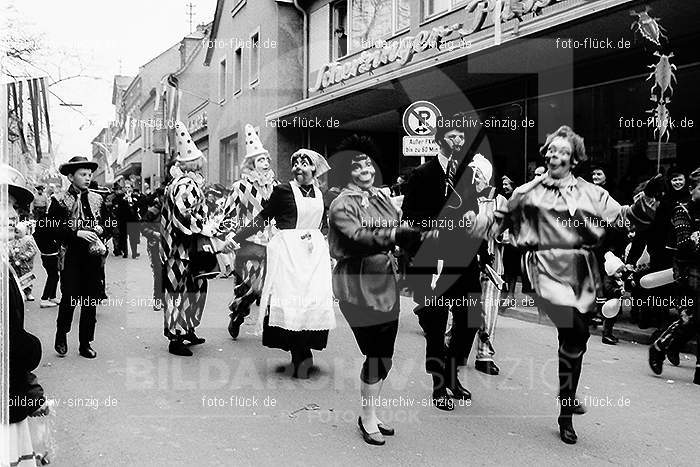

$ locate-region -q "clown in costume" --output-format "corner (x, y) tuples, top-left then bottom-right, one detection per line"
(161, 121), (211, 356)
(223, 124), (278, 338)
(230, 148), (336, 378)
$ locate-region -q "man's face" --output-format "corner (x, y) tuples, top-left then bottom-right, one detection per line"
(670, 174), (686, 191)
(254, 153), (271, 173)
(68, 168), (93, 190)
(350, 156), (375, 189)
(545, 136), (573, 179)
(592, 169), (606, 186)
(440, 129), (465, 158)
(502, 179), (513, 195)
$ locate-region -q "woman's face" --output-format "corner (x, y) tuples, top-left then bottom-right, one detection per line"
(254, 154), (271, 172)
(546, 136), (574, 179)
(591, 169), (607, 186)
(292, 155), (315, 185)
(502, 179), (513, 195)
(473, 168), (489, 193)
(350, 156), (375, 189)
(670, 174), (686, 191)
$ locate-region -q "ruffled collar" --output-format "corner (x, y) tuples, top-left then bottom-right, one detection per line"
(242, 169), (276, 188)
(540, 173), (577, 189)
(536, 173), (580, 216)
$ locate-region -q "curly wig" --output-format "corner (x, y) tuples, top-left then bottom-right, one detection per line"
(539, 125), (587, 166)
(330, 134), (382, 186)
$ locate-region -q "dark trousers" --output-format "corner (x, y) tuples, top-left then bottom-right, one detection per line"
(118, 221), (140, 257)
(413, 267), (482, 391)
(535, 298), (591, 412)
(654, 290), (699, 364)
(147, 242), (164, 302)
(40, 255), (59, 300)
(57, 296), (97, 344)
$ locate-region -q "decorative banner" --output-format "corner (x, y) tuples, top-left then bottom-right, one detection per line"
(647, 52), (677, 98)
(630, 7), (667, 47)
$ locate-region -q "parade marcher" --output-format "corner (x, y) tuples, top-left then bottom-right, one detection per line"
(141, 186), (165, 311)
(328, 135), (422, 445)
(492, 125), (661, 444)
(31, 185), (48, 219)
(500, 175), (521, 304)
(9, 221), (38, 301)
(33, 210), (61, 308)
(648, 166), (700, 384)
(229, 148), (336, 378)
(470, 155), (506, 376)
(402, 114), (487, 411)
(222, 124), (278, 339)
(161, 122), (213, 356)
(3, 164), (51, 467)
(48, 156), (110, 359)
(117, 179), (142, 258)
(106, 182), (123, 256)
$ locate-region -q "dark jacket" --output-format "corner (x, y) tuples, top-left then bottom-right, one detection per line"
(9, 270), (45, 423)
(46, 186), (109, 298)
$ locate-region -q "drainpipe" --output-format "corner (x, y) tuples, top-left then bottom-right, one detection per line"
(292, 0), (309, 147)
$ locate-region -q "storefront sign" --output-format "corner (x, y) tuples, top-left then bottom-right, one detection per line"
(403, 136), (440, 156)
(188, 111), (208, 133)
(310, 0), (564, 93)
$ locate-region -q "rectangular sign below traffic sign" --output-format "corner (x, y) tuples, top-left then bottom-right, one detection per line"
(402, 136), (439, 156)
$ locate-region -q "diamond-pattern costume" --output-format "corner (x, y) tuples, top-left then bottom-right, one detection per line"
(161, 171), (209, 338)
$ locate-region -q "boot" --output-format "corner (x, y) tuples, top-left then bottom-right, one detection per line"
(291, 346), (313, 379)
(431, 374), (454, 411)
(182, 329), (205, 345)
(447, 362), (471, 400)
(168, 332), (193, 356)
(54, 331), (67, 356)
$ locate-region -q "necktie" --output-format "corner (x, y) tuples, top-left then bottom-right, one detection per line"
(445, 157), (457, 196)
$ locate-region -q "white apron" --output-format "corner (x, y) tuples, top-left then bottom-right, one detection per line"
(257, 181), (336, 333)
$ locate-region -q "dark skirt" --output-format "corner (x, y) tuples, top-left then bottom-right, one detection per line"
(338, 301), (399, 358)
(262, 315), (329, 351)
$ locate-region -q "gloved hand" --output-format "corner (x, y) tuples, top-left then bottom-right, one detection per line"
(395, 226), (421, 252)
(643, 173), (664, 197)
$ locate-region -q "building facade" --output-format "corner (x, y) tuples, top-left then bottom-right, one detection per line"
(204, 0), (305, 186)
(267, 0), (699, 195)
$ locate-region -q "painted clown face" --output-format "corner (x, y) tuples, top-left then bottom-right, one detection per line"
(670, 174), (686, 191)
(545, 136), (574, 179)
(292, 155), (315, 185)
(254, 153), (271, 173)
(350, 156), (375, 190)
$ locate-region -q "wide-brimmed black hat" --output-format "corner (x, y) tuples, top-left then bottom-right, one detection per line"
(59, 156), (98, 176)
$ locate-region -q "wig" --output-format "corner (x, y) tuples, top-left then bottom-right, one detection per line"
(539, 125), (587, 166)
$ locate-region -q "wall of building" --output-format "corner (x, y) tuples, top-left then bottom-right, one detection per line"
(206, 0), (304, 186)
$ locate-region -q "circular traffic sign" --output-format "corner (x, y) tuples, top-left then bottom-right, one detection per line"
(402, 101), (442, 136)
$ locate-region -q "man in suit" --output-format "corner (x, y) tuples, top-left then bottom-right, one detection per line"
(117, 180), (142, 258)
(402, 113), (487, 411)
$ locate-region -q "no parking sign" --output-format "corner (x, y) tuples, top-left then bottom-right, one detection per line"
(402, 101), (441, 156)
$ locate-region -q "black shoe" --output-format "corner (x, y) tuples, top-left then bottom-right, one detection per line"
(377, 423), (395, 436)
(432, 391), (455, 411)
(648, 345), (665, 375)
(182, 330), (205, 346)
(228, 312), (245, 339)
(666, 348), (680, 366)
(292, 358), (314, 379)
(132, 253), (140, 258)
(358, 417), (385, 446)
(602, 335), (618, 345)
(475, 360), (500, 375)
(168, 339), (193, 356)
(122, 254), (128, 258)
(558, 416), (578, 444)
(447, 378), (472, 401)
(54, 332), (67, 356)
(79, 343), (97, 359)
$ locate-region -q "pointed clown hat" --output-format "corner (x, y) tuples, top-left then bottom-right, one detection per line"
(174, 121), (204, 162)
(244, 124), (268, 160)
(291, 149), (331, 178)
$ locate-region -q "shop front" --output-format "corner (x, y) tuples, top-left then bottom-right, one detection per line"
(268, 0), (699, 193)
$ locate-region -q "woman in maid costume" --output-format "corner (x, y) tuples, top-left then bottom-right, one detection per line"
(484, 126), (663, 444)
(228, 148), (336, 378)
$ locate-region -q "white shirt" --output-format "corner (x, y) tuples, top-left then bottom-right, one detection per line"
(437, 153), (449, 174)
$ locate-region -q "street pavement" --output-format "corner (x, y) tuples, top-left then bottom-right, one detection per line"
(23, 240), (700, 466)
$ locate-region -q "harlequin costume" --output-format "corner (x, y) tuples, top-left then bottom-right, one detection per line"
(161, 122), (211, 356)
(223, 124), (278, 338)
(232, 149), (335, 377)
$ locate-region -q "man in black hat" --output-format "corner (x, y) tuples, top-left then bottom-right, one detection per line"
(116, 180), (142, 259)
(402, 113), (489, 410)
(46, 156), (110, 359)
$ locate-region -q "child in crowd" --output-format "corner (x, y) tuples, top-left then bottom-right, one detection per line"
(10, 221), (38, 301)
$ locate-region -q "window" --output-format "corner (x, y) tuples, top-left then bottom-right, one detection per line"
(349, 0), (411, 52)
(219, 134), (238, 185)
(234, 47), (242, 95)
(331, 1), (348, 59)
(250, 31), (259, 85)
(219, 58), (227, 102)
(422, 0), (464, 21)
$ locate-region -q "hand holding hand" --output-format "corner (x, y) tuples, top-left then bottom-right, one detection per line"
(77, 230), (99, 243)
